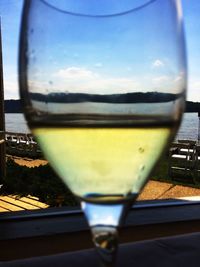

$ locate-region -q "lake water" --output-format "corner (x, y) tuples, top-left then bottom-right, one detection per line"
(4, 112), (199, 141)
(176, 113), (199, 141)
(5, 113), (30, 133)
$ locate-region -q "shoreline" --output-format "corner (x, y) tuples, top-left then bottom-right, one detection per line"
(4, 112), (200, 141)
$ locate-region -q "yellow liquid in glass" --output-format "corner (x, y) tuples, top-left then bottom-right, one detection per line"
(33, 127), (171, 203)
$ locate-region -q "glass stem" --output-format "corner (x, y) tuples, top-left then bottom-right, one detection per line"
(81, 201), (131, 267)
(91, 225), (118, 267)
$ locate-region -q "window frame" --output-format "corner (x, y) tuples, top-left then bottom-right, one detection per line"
(1, 199), (200, 261)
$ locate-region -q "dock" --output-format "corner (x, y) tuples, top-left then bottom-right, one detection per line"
(0, 195), (48, 212)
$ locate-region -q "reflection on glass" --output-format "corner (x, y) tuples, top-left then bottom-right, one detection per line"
(19, 0), (187, 266)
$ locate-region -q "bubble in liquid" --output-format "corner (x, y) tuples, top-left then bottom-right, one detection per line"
(137, 175), (141, 180)
(139, 165), (145, 171)
(139, 147), (145, 153)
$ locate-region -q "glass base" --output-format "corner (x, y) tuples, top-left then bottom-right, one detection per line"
(81, 201), (131, 266)
(92, 225), (118, 267)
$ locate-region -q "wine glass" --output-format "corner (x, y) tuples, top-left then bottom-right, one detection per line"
(18, 0), (187, 266)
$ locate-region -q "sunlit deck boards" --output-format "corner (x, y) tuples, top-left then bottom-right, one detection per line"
(0, 195), (49, 212)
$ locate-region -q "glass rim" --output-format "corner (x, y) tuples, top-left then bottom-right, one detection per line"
(40, 0), (158, 17)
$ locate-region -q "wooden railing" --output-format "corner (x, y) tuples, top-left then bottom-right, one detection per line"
(5, 132), (42, 158)
(169, 140), (200, 183)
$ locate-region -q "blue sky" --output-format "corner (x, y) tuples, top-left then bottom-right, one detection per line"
(0, 0), (200, 101)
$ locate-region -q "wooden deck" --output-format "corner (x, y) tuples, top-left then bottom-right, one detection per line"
(0, 195), (49, 212)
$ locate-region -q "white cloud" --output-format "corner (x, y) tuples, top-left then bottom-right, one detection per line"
(152, 59), (164, 68)
(54, 67), (97, 79)
(174, 71), (185, 83)
(53, 66), (140, 94)
(28, 79), (51, 94)
(152, 73), (186, 94)
(85, 77), (140, 94)
(174, 76), (183, 82)
(189, 80), (200, 90)
(152, 75), (169, 83)
(4, 80), (19, 99)
(186, 79), (200, 101)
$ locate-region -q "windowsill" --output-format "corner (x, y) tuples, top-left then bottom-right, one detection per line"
(0, 198), (200, 261)
(2, 232), (200, 267)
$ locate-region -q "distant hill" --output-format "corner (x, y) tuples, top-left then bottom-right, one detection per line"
(185, 101), (200, 113)
(4, 97), (200, 113)
(5, 99), (22, 113)
(29, 91), (179, 103)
